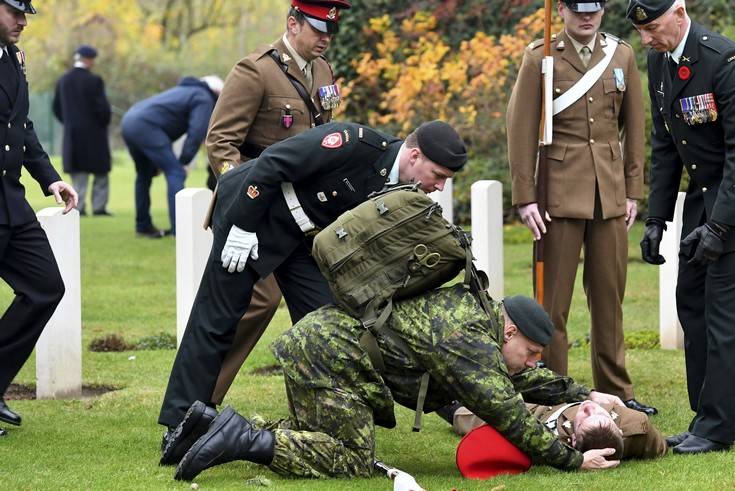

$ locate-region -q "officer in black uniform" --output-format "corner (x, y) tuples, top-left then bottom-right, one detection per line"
(629, 0), (735, 454)
(0, 0), (78, 436)
(158, 120), (467, 461)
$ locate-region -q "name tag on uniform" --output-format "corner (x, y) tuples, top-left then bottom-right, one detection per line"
(318, 84), (341, 110)
(679, 93), (718, 126)
(613, 68), (626, 92)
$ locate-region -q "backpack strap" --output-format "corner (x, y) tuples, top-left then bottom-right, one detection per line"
(268, 50), (324, 126)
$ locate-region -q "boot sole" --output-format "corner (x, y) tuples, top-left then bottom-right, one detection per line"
(160, 401), (208, 465)
(174, 406), (236, 481)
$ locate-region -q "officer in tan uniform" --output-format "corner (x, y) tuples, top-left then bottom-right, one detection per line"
(452, 400), (667, 460)
(204, 0), (350, 407)
(507, 0), (656, 415)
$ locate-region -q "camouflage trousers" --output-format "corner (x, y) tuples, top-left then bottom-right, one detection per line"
(257, 375), (375, 478)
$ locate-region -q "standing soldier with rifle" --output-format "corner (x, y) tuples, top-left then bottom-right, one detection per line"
(507, 0), (656, 415)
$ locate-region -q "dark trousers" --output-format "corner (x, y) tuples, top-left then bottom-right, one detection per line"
(0, 221), (65, 394)
(122, 130), (186, 235)
(158, 222), (333, 428)
(677, 249), (735, 443)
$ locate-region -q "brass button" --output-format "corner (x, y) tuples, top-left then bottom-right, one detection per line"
(555, 88), (561, 94)
(332, 191), (338, 197)
(588, 97), (594, 103)
(23, 123), (26, 129)
(311, 123), (316, 128)
(703, 35), (709, 41)
(1, 170), (5, 176)
(589, 139), (595, 144)
(4, 145), (8, 151)
(691, 164), (697, 170)
(681, 139), (687, 145)
(6, 122), (9, 128)
(22, 145), (25, 152)
(589, 118), (594, 123)
(380, 169), (387, 177)
(702, 187), (708, 192)
(381, 141), (387, 148)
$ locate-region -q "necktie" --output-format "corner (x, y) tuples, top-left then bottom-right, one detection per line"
(303, 63), (313, 90)
(668, 55), (678, 80)
(580, 46), (592, 68)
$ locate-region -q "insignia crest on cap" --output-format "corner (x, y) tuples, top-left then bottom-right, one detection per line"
(635, 6), (647, 21)
(327, 7), (337, 19)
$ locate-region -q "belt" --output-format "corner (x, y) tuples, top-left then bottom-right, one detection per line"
(281, 182), (317, 233)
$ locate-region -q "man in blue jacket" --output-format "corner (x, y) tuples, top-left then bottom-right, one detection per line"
(121, 76), (223, 237)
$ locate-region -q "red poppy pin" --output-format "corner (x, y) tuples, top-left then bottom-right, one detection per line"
(678, 65), (691, 80)
(321, 132), (343, 149)
(246, 185), (259, 199)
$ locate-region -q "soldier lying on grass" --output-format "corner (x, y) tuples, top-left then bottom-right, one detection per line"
(172, 285), (624, 481)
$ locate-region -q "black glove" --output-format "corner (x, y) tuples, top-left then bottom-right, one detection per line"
(680, 221), (729, 266)
(640, 217), (667, 265)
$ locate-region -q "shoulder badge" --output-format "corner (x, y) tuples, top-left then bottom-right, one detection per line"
(247, 185), (260, 200)
(528, 39), (545, 51)
(321, 132), (343, 149)
(728, 54), (735, 63)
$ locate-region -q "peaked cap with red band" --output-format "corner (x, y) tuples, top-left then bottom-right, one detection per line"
(291, 0), (351, 34)
(456, 424), (532, 479)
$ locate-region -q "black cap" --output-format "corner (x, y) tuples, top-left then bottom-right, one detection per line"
(75, 45), (98, 58)
(626, 0), (675, 24)
(502, 295), (554, 346)
(562, 1), (605, 13)
(416, 120), (467, 171)
(2, 0), (36, 13)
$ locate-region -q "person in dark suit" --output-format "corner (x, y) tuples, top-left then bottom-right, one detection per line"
(628, 0), (735, 454)
(52, 44), (112, 216)
(0, 0), (78, 436)
(121, 75), (223, 238)
(157, 120), (467, 464)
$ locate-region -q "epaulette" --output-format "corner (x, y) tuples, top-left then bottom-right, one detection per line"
(601, 32), (625, 45)
(357, 125), (390, 151)
(700, 32), (735, 55)
(253, 44), (278, 61)
(527, 38), (545, 51)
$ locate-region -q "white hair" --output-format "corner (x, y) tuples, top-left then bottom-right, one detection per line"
(200, 75), (224, 95)
(668, 0), (686, 14)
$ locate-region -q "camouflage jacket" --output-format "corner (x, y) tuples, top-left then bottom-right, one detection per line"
(272, 284), (588, 470)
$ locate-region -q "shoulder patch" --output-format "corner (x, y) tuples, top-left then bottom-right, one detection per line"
(528, 38), (545, 50)
(728, 53), (735, 63)
(321, 132), (343, 149)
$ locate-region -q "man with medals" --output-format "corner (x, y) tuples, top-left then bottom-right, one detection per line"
(507, 0), (656, 417)
(159, 0), (351, 466)
(630, 0), (735, 454)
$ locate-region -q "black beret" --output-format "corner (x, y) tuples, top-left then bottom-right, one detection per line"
(416, 120), (467, 171)
(502, 295), (553, 346)
(626, 0), (675, 24)
(75, 45), (98, 58)
(562, 1), (605, 13)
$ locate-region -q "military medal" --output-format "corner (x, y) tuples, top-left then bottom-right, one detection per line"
(246, 185), (260, 199)
(612, 68), (625, 92)
(679, 92), (718, 126)
(318, 84), (341, 110)
(282, 104), (293, 129)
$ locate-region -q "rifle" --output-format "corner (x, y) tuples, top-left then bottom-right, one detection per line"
(534, 0), (554, 304)
(374, 459), (425, 491)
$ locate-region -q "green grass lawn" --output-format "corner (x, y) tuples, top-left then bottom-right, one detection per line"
(0, 155), (731, 490)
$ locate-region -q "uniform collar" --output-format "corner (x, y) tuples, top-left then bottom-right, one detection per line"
(669, 19), (691, 64)
(73, 60), (88, 69)
(282, 33), (310, 73)
(566, 32), (596, 56)
(386, 143), (404, 185)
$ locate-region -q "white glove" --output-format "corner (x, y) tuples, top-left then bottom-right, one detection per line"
(390, 470), (425, 491)
(221, 225), (259, 273)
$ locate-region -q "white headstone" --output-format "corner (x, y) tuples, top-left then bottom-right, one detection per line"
(471, 181), (504, 300)
(428, 178), (453, 223)
(659, 192), (686, 350)
(175, 188), (214, 345)
(35, 208), (82, 399)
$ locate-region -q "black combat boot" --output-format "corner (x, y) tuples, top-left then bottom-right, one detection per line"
(174, 406), (275, 481)
(160, 400), (218, 465)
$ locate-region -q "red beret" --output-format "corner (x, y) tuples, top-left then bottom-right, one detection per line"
(291, 0), (351, 34)
(456, 424), (532, 479)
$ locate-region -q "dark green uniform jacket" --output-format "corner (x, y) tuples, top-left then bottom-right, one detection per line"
(273, 285), (589, 470)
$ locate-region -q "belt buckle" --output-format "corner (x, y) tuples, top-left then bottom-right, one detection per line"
(304, 228), (321, 238)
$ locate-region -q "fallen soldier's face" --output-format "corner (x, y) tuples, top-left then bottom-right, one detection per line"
(573, 400), (617, 437)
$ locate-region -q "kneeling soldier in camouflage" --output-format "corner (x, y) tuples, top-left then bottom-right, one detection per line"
(174, 285), (622, 481)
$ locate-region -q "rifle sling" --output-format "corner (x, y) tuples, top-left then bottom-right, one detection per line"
(269, 50), (324, 126)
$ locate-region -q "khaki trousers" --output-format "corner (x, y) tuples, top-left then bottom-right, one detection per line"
(210, 274), (282, 404)
(541, 203), (634, 399)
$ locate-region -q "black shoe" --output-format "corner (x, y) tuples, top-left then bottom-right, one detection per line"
(160, 401), (218, 466)
(672, 434), (731, 454)
(174, 406), (275, 481)
(0, 399), (21, 426)
(0, 427), (6, 437)
(435, 400), (462, 425)
(93, 210), (113, 216)
(624, 398), (658, 416)
(136, 226), (165, 239)
(666, 431), (691, 448)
